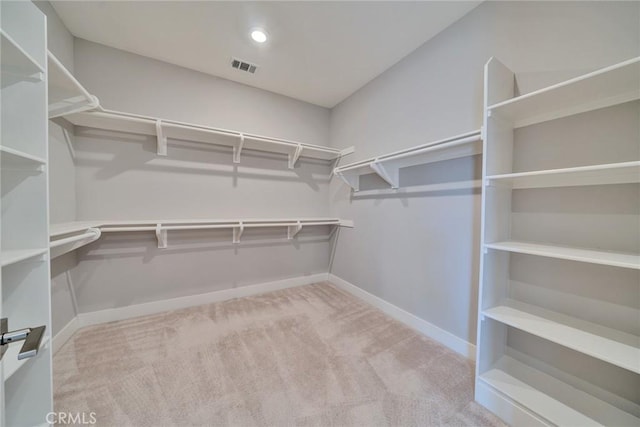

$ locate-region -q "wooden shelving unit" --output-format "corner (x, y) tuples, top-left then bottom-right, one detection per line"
(0, 2), (53, 425)
(475, 56), (640, 426)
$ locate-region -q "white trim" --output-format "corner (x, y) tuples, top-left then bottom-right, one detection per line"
(329, 274), (476, 360)
(77, 273), (329, 327)
(52, 316), (80, 355)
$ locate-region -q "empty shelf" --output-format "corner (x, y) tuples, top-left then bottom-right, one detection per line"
(47, 51), (98, 118)
(1, 248), (47, 267)
(334, 130), (482, 191)
(483, 300), (640, 374)
(479, 356), (639, 426)
(488, 57), (640, 128)
(1, 145), (46, 168)
(486, 161), (640, 189)
(485, 241), (640, 269)
(1, 29), (44, 88)
(64, 108), (348, 167)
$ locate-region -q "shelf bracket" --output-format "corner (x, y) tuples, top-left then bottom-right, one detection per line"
(233, 222), (244, 244)
(370, 160), (399, 189)
(288, 144), (303, 169)
(233, 133), (244, 164)
(156, 224), (167, 248)
(287, 221), (303, 240)
(156, 120), (167, 156)
(336, 171), (360, 192)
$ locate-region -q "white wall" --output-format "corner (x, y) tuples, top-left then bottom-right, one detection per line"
(67, 40), (333, 313)
(329, 1), (640, 345)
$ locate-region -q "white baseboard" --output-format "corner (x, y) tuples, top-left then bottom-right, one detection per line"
(77, 273), (329, 328)
(52, 316), (81, 355)
(329, 273), (476, 360)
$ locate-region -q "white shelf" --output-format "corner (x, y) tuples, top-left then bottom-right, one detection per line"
(0, 29), (44, 88)
(334, 130), (482, 191)
(64, 108), (351, 168)
(0, 145), (46, 168)
(485, 241), (640, 270)
(47, 51), (98, 118)
(1, 248), (47, 267)
(483, 300), (640, 374)
(479, 356), (640, 427)
(51, 218), (354, 249)
(486, 161), (640, 189)
(488, 57), (640, 128)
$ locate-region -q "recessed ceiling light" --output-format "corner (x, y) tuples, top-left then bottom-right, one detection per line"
(251, 29), (268, 44)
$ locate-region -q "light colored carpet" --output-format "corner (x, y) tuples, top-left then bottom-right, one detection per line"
(54, 282), (506, 427)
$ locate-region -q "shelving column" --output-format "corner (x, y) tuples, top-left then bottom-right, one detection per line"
(1, 1), (52, 426)
(475, 57), (640, 426)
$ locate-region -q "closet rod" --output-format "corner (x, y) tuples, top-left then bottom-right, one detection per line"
(50, 228), (101, 248)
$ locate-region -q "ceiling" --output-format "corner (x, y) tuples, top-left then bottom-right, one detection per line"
(51, 1), (481, 108)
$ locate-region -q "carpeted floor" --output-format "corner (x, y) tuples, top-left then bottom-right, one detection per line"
(54, 282), (506, 427)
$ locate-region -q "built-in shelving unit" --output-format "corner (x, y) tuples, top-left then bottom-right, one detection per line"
(63, 107), (353, 169)
(50, 218), (354, 252)
(476, 56), (640, 426)
(334, 129), (482, 191)
(47, 51), (99, 118)
(1, 1), (53, 425)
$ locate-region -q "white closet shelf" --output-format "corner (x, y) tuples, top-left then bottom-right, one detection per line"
(483, 300), (640, 374)
(0, 29), (44, 88)
(51, 218), (354, 249)
(48, 51), (99, 118)
(485, 241), (640, 270)
(488, 56), (640, 128)
(478, 356), (640, 427)
(63, 108), (353, 168)
(1, 145), (46, 168)
(1, 248), (48, 267)
(486, 161), (640, 188)
(334, 129), (482, 191)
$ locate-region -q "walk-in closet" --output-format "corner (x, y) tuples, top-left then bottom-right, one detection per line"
(1, 1), (638, 426)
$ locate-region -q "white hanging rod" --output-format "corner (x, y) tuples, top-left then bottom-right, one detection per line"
(48, 51), (100, 119)
(50, 228), (101, 248)
(335, 129), (482, 173)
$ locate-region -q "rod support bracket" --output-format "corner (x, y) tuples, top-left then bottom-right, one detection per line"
(156, 224), (167, 248)
(233, 222), (244, 244)
(233, 133), (244, 164)
(156, 120), (167, 156)
(287, 221), (303, 240)
(288, 144), (303, 169)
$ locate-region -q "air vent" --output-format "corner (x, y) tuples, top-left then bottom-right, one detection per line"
(231, 58), (257, 74)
